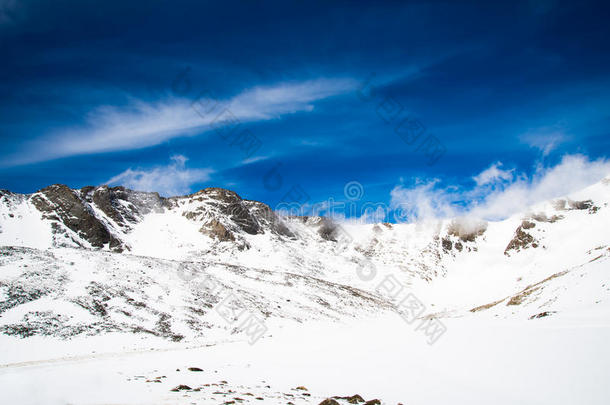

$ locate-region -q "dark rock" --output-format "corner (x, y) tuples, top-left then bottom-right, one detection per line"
(447, 219), (487, 242)
(244, 200), (295, 238)
(226, 202), (261, 235)
(197, 187), (243, 203)
(338, 394), (365, 403)
(554, 198), (595, 211)
(319, 400), (341, 405)
(31, 184), (124, 251)
(187, 367), (203, 372)
(170, 384), (192, 391)
(568, 199), (594, 210)
(200, 219), (235, 242)
(521, 220), (536, 229)
(530, 213), (563, 223)
(504, 221), (539, 255)
(187, 187), (294, 239)
(529, 311), (556, 319)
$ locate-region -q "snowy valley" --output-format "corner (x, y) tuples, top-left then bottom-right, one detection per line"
(1, 177), (610, 405)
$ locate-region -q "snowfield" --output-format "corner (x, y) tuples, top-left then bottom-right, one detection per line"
(1, 177), (610, 404)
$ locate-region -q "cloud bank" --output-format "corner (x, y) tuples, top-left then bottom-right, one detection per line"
(390, 154), (610, 222)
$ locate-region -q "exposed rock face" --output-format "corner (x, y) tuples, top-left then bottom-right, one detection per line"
(441, 218), (486, 256)
(504, 220), (539, 256)
(529, 311), (555, 319)
(441, 237), (453, 251)
(521, 220), (536, 229)
(5, 184), (294, 251)
(243, 200), (295, 238)
(4, 181), (605, 266)
(331, 394), (365, 403)
(31, 185), (124, 251)
(80, 186), (166, 229)
(447, 218), (487, 242)
(199, 219), (235, 242)
(194, 188), (262, 235)
(503, 199), (603, 256)
(529, 213), (563, 223)
(553, 198), (598, 213)
(183, 187), (294, 242)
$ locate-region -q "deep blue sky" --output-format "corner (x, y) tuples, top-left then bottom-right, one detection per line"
(1, 0), (609, 216)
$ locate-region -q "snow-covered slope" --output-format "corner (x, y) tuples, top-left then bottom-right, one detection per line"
(1, 178), (610, 338)
(1, 177), (610, 404)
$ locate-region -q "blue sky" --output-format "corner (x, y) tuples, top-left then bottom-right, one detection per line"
(1, 0), (610, 221)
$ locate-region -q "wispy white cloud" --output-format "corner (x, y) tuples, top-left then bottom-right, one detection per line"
(390, 154), (610, 222)
(472, 162), (513, 186)
(106, 155), (212, 197)
(390, 178), (457, 221)
(519, 124), (568, 156)
(5, 77), (357, 166)
(240, 155), (269, 165)
(226, 78), (356, 119)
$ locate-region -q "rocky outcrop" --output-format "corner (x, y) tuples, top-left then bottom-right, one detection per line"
(15, 184), (296, 250)
(529, 213), (563, 223)
(184, 187), (294, 241)
(504, 220), (539, 256)
(447, 218), (487, 242)
(188, 189), (257, 230)
(199, 219), (235, 242)
(80, 186), (166, 229)
(331, 394), (365, 403)
(243, 200), (294, 238)
(31, 184), (124, 251)
(553, 198), (599, 213)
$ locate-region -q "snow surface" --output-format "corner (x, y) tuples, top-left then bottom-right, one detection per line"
(1, 177), (610, 404)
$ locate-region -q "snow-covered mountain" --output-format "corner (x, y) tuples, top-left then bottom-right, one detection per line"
(1, 178), (610, 337)
(1, 177), (610, 404)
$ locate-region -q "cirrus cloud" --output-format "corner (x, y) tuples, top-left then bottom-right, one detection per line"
(3, 77), (357, 167)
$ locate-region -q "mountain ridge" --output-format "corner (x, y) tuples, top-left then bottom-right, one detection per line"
(0, 177), (609, 344)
